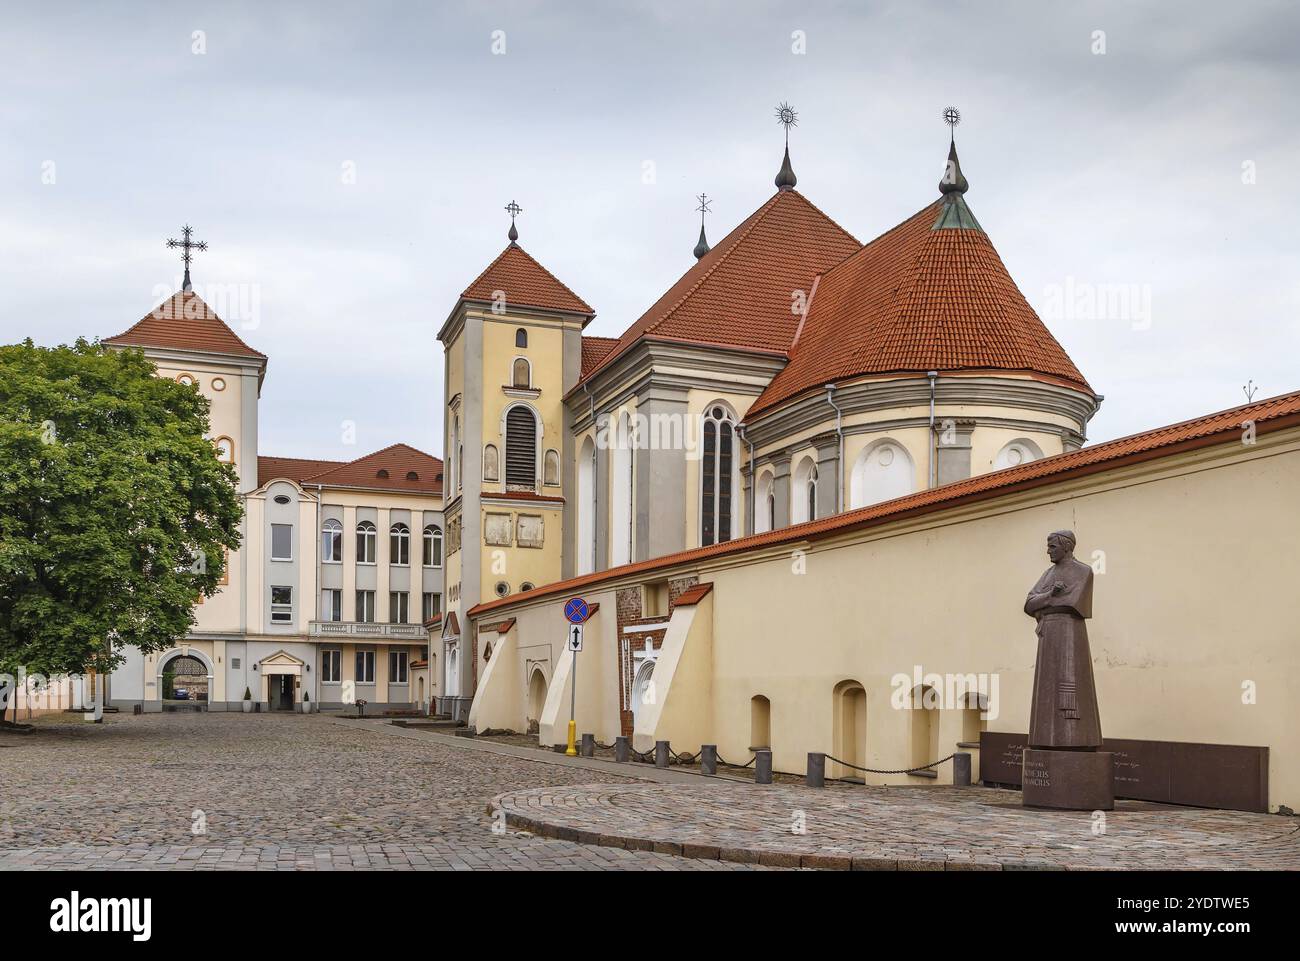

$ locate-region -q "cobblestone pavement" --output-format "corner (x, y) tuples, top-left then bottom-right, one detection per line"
(0, 713), (759, 871)
(493, 782), (1300, 870)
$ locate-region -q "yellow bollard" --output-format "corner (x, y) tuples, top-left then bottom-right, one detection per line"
(565, 719), (578, 756)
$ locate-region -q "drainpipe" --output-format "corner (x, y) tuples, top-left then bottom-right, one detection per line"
(927, 371), (938, 489)
(737, 421), (756, 535)
(315, 483), (324, 711)
(582, 383), (598, 571)
(824, 384), (843, 514)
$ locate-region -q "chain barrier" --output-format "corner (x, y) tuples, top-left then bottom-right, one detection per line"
(821, 752), (957, 776)
(714, 751), (757, 769)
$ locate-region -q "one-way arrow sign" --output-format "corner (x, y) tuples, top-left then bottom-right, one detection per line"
(567, 623), (584, 653)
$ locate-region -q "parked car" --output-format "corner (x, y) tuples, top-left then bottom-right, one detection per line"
(172, 688), (189, 700)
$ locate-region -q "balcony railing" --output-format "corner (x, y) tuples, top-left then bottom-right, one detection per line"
(308, 620), (427, 640)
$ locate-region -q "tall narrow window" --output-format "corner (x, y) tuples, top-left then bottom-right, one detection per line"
(423, 525), (443, 567)
(543, 449), (560, 486)
(515, 327), (528, 348)
(271, 523), (293, 561)
(389, 591), (409, 624)
(483, 444), (500, 482)
(321, 589), (342, 621)
(355, 650), (375, 683)
(356, 521), (376, 563)
(505, 406), (538, 489)
(700, 406), (736, 546)
(390, 523), (410, 565)
(321, 519), (342, 562)
(321, 650), (341, 683)
(389, 650), (409, 683)
(356, 590), (375, 622)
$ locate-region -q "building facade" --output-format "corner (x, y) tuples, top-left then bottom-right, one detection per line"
(102, 290), (444, 713)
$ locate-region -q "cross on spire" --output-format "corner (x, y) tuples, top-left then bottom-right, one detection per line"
(166, 224), (207, 292)
(774, 102), (799, 191)
(504, 200), (523, 244)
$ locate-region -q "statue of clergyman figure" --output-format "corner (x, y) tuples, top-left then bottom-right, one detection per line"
(1024, 530), (1102, 749)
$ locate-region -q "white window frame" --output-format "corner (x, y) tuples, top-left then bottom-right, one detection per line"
(390, 523), (410, 566)
(321, 649), (341, 684)
(422, 525), (443, 568)
(389, 650), (409, 684)
(355, 650), (375, 684)
(321, 588), (342, 622)
(356, 521), (377, 565)
(389, 590), (409, 624)
(270, 523), (294, 562)
(356, 589), (375, 623)
(270, 585), (293, 623)
(321, 519), (343, 563)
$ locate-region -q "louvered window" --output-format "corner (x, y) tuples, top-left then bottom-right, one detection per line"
(505, 407), (537, 489)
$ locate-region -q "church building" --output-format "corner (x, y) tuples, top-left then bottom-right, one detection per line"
(439, 111), (1300, 812)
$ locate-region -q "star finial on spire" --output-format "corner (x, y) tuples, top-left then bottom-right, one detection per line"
(166, 224), (207, 292)
(693, 192), (712, 260)
(774, 102), (798, 191)
(504, 199), (523, 244)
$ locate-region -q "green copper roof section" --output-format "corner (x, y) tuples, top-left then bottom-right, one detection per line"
(931, 136), (983, 231)
(932, 192), (983, 231)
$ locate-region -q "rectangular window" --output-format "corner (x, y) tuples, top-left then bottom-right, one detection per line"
(422, 592), (442, 622)
(271, 585), (293, 623)
(320, 589), (342, 622)
(389, 650), (408, 683)
(355, 650), (375, 684)
(517, 514), (544, 548)
(271, 523), (293, 561)
(484, 512), (512, 547)
(389, 591), (409, 624)
(321, 650), (341, 683)
(356, 590), (375, 623)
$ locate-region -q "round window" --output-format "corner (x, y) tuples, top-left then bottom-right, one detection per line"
(494, 581), (510, 598)
(211, 377), (226, 391)
(273, 495), (291, 505)
(176, 373), (196, 387)
(520, 582), (535, 592)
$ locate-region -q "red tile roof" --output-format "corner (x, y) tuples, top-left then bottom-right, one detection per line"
(258, 444), (444, 495)
(581, 336), (619, 377)
(468, 388), (1300, 619)
(104, 290), (267, 362)
(573, 189), (860, 389)
(461, 243), (593, 316)
(672, 583), (713, 607)
(749, 202), (1091, 417)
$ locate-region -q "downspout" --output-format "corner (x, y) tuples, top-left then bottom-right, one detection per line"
(824, 384), (843, 514)
(927, 371), (938, 489)
(582, 383), (598, 571)
(315, 483), (324, 711)
(737, 421), (756, 535)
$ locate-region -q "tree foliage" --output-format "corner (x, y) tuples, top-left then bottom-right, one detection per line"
(0, 339), (243, 683)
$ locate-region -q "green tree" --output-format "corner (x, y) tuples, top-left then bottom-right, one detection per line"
(0, 339), (242, 721)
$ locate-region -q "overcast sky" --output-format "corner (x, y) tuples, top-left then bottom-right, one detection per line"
(3, 1), (1297, 460)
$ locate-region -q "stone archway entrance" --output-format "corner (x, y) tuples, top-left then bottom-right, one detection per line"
(526, 668), (547, 735)
(158, 651), (214, 710)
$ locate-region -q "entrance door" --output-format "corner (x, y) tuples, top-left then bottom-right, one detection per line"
(273, 675), (294, 711)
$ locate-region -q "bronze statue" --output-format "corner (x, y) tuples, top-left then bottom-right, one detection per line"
(1024, 530), (1102, 748)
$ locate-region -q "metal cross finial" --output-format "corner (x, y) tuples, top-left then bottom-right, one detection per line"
(166, 224), (207, 291)
(1244, 379), (1259, 402)
(943, 106), (961, 141)
(695, 192), (712, 226)
(504, 200), (522, 243)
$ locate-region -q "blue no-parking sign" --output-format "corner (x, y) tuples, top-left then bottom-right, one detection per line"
(564, 596), (590, 624)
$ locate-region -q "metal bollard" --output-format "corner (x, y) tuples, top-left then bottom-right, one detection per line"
(615, 736), (630, 763)
(700, 744), (717, 776)
(580, 733), (595, 758)
(807, 752), (826, 788)
(755, 749), (773, 784)
(953, 751), (972, 786)
(655, 740), (670, 768)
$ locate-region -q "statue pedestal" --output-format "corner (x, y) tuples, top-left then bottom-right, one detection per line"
(1022, 748), (1114, 811)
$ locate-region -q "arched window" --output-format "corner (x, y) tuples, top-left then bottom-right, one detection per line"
(754, 470), (775, 534)
(543, 449), (560, 487)
(793, 457), (818, 524)
(577, 436), (595, 575)
(850, 440), (916, 509)
(423, 525), (443, 567)
(700, 405), (736, 546)
(483, 444), (500, 482)
(356, 521), (377, 564)
(504, 405), (538, 490)
(515, 327), (528, 348)
(511, 357), (531, 389)
(321, 519), (342, 563)
(390, 523), (410, 565)
(995, 438), (1044, 471)
(214, 436), (235, 464)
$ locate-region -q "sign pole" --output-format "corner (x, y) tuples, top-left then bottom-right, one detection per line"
(566, 632), (578, 757)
